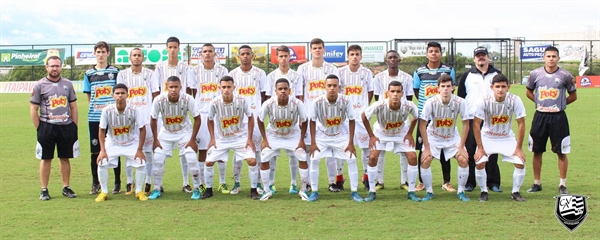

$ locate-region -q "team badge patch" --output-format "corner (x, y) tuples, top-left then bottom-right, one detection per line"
(554, 194), (589, 232)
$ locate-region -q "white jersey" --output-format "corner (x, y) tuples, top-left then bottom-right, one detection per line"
(151, 61), (196, 94)
(475, 92), (526, 139)
(228, 66), (266, 115)
(259, 96), (306, 138)
(100, 104), (145, 146)
(208, 96), (252, 139)
(150, 92), (199, 133)
(364, 98), (418, 137)
(338, 65), (373, 114)
(297, 61), (340, 104)
(373, 69), (413, 99)
(311, 94), (355, 137)
(189, 63), (229, 114)
(266, 68), (303, 97)
(116, 67), (155, 120)
(420, 94), (471, 140)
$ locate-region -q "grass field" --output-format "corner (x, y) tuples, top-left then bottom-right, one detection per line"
(0, 85), (598, 239)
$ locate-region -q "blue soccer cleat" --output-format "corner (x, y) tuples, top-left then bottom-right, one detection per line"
(457, 192), (470, 202)
(307, 192), (319, 202)
(351, 192), (363, 202)
(407, 192), (421, 202)
(148, 189), (161, 200)
(364, 192), (376, 202)
(421, 192), (435, 202)
(191, 189), (201, 200)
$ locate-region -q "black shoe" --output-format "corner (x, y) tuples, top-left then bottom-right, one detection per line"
(362, 178), (369, 190)
(201, 188), (213, 199)
(478, 191), (489, 202)
(112, 184), (121, 194)
(336, 180), (345, 191)
(144, 183), (151, 193)
(89, 184), (100, 195)
(328, 183), (341, 192)
(527, 184), (542, 193)
(306, 184), (312, 192)
(511, 192), (526, 202)
(62, 186), (77, 198)
(160, 186), (164, 193)
(250, 188), (260, 200)
(125, 183), (134, 195)
(40, 188), (51, 201)
(559, 185), (569, 195)
(465, 185), (474, 192)
(182, 185), (193, 193)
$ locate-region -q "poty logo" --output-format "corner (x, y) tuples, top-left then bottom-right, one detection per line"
(435, 118), (454, 128)
(50, 96), (67, 109)
(116, 48), (181, 65)
(385, 121), (403, 130)
(539, 87), (559, 100)
(221, 116), (240, 129)
(344, 85), (362, 95)
(113, 126), (131, 136)
(275, 119), (293, 128)
(238, 86), (256, 96)
(425, 85), (439, 97)
(201, 83), (218, 94)
(491, 115), (509, 125)
(165, 115), (184, 125)
(128, 86), (147, 98)
(325, 117), (342, 127)
(308, 80), (326, 91)
(95, 86), (112, 98)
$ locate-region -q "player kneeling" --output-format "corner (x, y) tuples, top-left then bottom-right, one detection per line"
(473, 74), (527, 202)
(362, 81), (418, 202)
(96, 83), (148, 202)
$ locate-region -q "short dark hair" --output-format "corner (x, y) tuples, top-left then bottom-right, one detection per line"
(437, 74), (453, 86)
(275, 78), (290, 87)
(220, 75), (234, 84)
(276, 45), (290, 54)
(325, 74), (339, 84)
(167, 76), (181, 83)
(544, 46), (559, 56)
(94, 41), (110, 52)
(427, 42), (442, 52)
(310, 38), (324, 48)
(130, 48), (143, 56)
(347, 45), (362, 54)
(388, 81), (403, 91)
(113, 83), (128, 93)
(46, 56), (62, 65)
(386, 50), (400, 60)
(491, 73), (509, 85)
(239, 45), (252, 53)
(166, 37), (180, 46)
(202, 43), (214, 50)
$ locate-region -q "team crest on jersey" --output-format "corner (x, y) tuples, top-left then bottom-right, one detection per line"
(201, 83), (218, 94)
(308, 80), (326, 92)
(128, 86), (147, 98)
(491, 115), (509, 125)
(165, 115), (184, 125)
(555, 194), (589, 232)
(425, 85), (439, 97)
(113, 126), (131, 137)
(385, 121), (403, 130)
(221, 116), (240, 129)
(62, 84), (69, 92)
(554, 78), (562, 84)
(92, 138), (98, 146)
(49, 96), (68, 109)
(238, 86), (256, 96)
(95, 86), (112, 98)
(344, 85), (362, 96)
(325, 117), (342, 127)
(108, 73), (114, 80)
(435, 118), (454, 128)
(275, 119), (293, 128)
(538, 87), (559, 100)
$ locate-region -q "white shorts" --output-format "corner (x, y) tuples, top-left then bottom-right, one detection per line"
(195, 114), (210, 150)
(100, 142), (145, 168)
(478, 137), (524, 164)
(427, 135), (462, 161)
(207, 137), (255, 162)
(261, 131), (305, 162)
(374, 130), (415, 154)
(154, 130), (195, 157)
(310, 134), (356, 161)
(142, 124), (154, 153)
(354, 123), (370, 149)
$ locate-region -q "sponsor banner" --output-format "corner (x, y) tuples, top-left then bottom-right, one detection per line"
(576, 76), (600, 88)
(520, 45), (551, 61)
(0, 80), (84, 93)
(0, 49), (65, 66)
(190, 44), (228, 63)
(351, 42), (386, 62)
(74, 49), (96, 65)
(269, 45), (307, 64)
(397, 43), (447, 57)
(231, 45), (267, 64)
(559, 44), (586, 61)
(322, 45), (346, 63)
(114, 47), (181, 65)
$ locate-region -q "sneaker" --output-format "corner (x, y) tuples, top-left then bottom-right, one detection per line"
(148, 189), (161, 200)
(364, 192), (376, 202)
(415, 182), (425, 192)
(217, 184), (229, 194)
(328, 183), (341, 192)
(299, 190), (309, 201)
(375, 183), (385, 191)
(257, 183), (264, 195)
(478, 191), (489, 202)
(422, 192), (435, 202)
(407, 192), (421, 202)
(400, 182), (409, 191)
(306, 184), (312, 193)
(182, 185), (192, 193)
(125, 183), (134, 195)
(490, 186), (503, 193)
(62, 186), (77, 198)
(511, 192), (526, 202)
(559, 185), (569, 195)
(40, 188), (50, 201)
(269, 185), (277, 194)
(135, 192), (148, 201)
(307, 192), (319, 202)
(336, 180), (345, 191)
(89, 184), (100, 195)
(465, 185), (475, 192)
(527, 184), (542, 193)
(442, 182), (456, 192)
(191, 189), (201, 200)
(250, 188), (261, 200)
(112, 183), (121, 194)
(199, 184), (207, 194)
(201, 188), (213, 199)
(289, 184), (298, 194)
(362, 174), (369, 190)
(230, 183), (241, 195)
(260, 191), (273, 201)
(457, 192), (470, 202)
(350, 192), (363, 202)
(144, 183), (151, 193)
(95, 192), (108, 202)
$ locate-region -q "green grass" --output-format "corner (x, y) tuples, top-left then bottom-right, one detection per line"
(0, 85), (598, 239)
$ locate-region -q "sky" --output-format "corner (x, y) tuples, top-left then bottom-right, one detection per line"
(1, 0), (599, 48)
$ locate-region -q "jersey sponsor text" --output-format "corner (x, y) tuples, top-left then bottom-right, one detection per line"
(165, 115), (184, 125)
(50, 96), (67, 109)
(95, 86), (112, 98)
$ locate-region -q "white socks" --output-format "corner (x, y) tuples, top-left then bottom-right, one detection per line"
(144, 151), (153, 184)
(289, 156), (298, 185)
(180, 155), (189, 186)
(260, 169), (271, 193)
(457, 166), (469, 193)
(248, 164), (258, 188)
(204, 166), (214, 188)
(400, 153), (407, 184)
(233, 160), (242, 183)
(152, 152), (167, 190)
(347, 158), (358, 192)
(134, 166), (145, 193)
(475, 168), (488, 192)
(407, 165), (418, 192)
(513, 167), (526, 193)
(310, 159), (321, 191)
(421, 167), (433, 193)
(269, 158), (277, 186)
(367, 166), (377, 192)
(326, 157), (336, 183)
(299, 168), (309, 191)
(98, 165), (109, 194)
(218, 161), (226, 184)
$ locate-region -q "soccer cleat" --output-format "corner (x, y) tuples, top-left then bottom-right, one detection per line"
(112, 183), (121, 194)
(230, 182), (241, 195)
(478, 191), (489, 202)
(144, 183), (151, 194)
(62, 186), (77, 198)
(250, 188), (261, 200)
(191, 189), (201, 200)
(125, 183), (134, 195)
(375, 183), (385, 191)
(201, 188), (213, 199)
(148, 189), (162, 200)
(160, 186), (164, 193)
(328, 183), (341, 192)
(336, 180), (345, 191)
(289, 184), (298, 194)
(442, 182), (456, 192)
(89, 184), (100, 195)
(511, 192), (526, 202)
(407, 192), (421, 202)
(559, 185), (569, 195)
(40, 189), (51, 201)
(527, 184), (542, 193)
(457, 192), (470, 202)
(464, 185), (475, 192)
(306, 184), (312, 193)
(364, 192), (376, 202)
(260, 191), (273, 201)
(400, 182), (409, 191)
(199, 184), (207, 194)
(350, 192), (363, 202)
(269, 185), (276, 194)
(135, 192), (148, 201)
(217, 184), (229, 194)
(307, 192), (319, 202)
(490, 186), (503, 193)
(95, 192), (108, 202)
(421, 192), (435, 202)
(415, 182), (425, 192)
(182, 185), (192, 193)
(299, 191), (309, 201)
(257, 183), (264, 195)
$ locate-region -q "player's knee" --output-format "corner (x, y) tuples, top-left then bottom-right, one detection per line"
(475, 162), (486, 170)
(406, 153), (417, 166)
(260, 162), (270, 170)
(515, 164), (525, 169)
(246, 159), (257, 166)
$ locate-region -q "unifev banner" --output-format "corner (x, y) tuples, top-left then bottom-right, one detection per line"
(0, 49), (65, 66)
(397, 43), (446, 57)
(322, 45), (346, 63)
(0, 81), (84, 93)
(559, 44), (586, 61)
(230, 45), (267, 64)
(190, 44), (228, 63)
(576, 76), (600, 88)
(353, 43), (386, 62)
(114, 47), (181, 65)
(520, 45), (551, 61)
(74, 49), (96, 65)
(269, 45), (307, 64)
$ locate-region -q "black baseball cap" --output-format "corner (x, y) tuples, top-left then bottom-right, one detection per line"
(473, 46), (488, 56)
